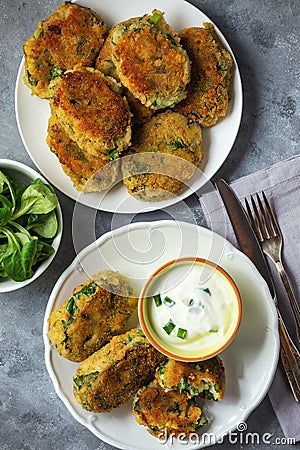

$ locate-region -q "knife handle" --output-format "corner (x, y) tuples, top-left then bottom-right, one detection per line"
(277, 309), (300, 402)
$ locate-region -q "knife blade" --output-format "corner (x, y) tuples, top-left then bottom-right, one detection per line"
(215, 179), (275, 296)
(215, 178), (300, 402)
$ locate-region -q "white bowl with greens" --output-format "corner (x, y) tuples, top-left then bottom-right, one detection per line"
(0, 159), (63, 292)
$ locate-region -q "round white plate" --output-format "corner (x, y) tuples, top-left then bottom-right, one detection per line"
(15, 0), (243, 213)
(43, 220), (279, 450)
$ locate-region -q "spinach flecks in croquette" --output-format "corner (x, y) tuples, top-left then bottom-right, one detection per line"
(166, 33), (178, 47)
(50, 67), (63, 80)
(75, 281), (98, 299)
(62, 281), (98, 331)
(148, 11), (162, 25)
(107, 148), (119, 161)
(48, 271), (138, 362)
(170, 140), (186, 149)
(65, 296), (78, 316)
(26, 70), (37, 86)
(77, 36), (85, 55)
(123, 334), (134, 345)
(167, 401), (181, 413)
(23, 3), (107, 99)
(111, 11), (190, 110)
(73, 371), (100, 390)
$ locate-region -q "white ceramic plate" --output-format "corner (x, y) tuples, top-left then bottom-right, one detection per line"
(43, 220), (279, 450)
(15, 0), (243, 213)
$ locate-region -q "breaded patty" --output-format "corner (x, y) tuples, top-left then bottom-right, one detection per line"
(175, 23), (233, 127)
(23, 2), (106, 99)
(133, 380), (207, 437)
(47, 116), (119, 192)
(47, 270), (137, 362)
(111, 10), (191, 109)
(73, 328), (165, 412)
(95, 23), (154, 124)
(156, 356), (226, 401)
(49, 66), (131, 157)
(121, 111), (203, 201)
(95, 19), (135, 81)
(125, 90), (155, 125)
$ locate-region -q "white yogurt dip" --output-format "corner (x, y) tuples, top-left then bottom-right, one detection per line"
(149, 262), (237, 351)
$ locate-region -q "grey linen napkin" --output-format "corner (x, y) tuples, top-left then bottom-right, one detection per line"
(199, 154), (300, 441)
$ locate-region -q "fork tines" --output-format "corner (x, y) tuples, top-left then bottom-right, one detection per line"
(245, 192), (280, 242)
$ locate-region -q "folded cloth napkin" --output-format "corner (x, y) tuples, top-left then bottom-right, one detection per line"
(199, 154), (300, 442)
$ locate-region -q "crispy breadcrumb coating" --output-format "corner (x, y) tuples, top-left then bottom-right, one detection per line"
(156, 357), (226, 401)
(73, 329), (165, 412)
(111, 10), (190, 109)
(46, 116), (119, 192)
(49, 66), (131, 157)
(133, 380), (207, 437)
(48, 270), (137, 362)
(23, 2), (106, 98)
(175, 23), (233, 127)
(122, 111), (203, 201)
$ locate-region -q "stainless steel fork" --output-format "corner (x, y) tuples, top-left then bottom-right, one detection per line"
(245, 192), (300, 343)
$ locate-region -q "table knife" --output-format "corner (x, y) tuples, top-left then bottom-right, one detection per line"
(215, 178), (300, 402)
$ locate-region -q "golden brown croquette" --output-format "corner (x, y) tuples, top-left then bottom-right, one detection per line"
(111, 10), (190, 109)
(47, 270), (137, 362)
(73, 329), (165, 412)
(46, 116), (119, 192)
(49, 66), (131, 157)
(121, 111), (203, 201)
(132, 380), (207, 437)
(23, 2), (106, 98)
(156, 357), (226, 401)
(175, 23), (233, 127)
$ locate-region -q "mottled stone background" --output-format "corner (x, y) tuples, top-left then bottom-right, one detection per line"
(0, 0), (299, 449)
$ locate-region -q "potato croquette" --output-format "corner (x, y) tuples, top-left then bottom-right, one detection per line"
(96, 23), (154, 124)
(95, 19), (135, 81)
(132, 380), (207, 437)
(49, 66), (131, 157)
(47, 116), (119, 192)
(23, 2), (106, 98)
(111, 10), (191, 109)
(47, 271), (137, 362)
(121, 111), (203, 201)
(73, 329), (165, 412)
(156, 357), (226, 401)
(125, 90), (155, 125)
(175, 23), (233, 127)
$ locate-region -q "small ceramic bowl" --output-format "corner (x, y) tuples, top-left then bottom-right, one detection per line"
(0, 159), (63, 292)
(139, 257), (242, 361)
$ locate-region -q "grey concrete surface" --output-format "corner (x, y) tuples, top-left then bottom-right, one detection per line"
(0, 0), (299, 449)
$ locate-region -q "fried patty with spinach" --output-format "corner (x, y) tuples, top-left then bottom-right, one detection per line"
(133, 380), (207, 437)
(49, 66), (131, 157)
(46, 116), (119, 192)
(175, 23), (233, 127)
(111, 10), (190, 110)
(156, 356), (226, 401)
(47, 270), (137, 362)
(73, 328), (165, 412)
(23, 2), (106, 99)
(122, 111), (203, 201)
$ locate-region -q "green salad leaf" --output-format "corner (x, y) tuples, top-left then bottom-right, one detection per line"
(0, 194), (12, 226)
(27, 210), (58, 238)
(0, 170), (59, 282)
(10, 181), (58, 220)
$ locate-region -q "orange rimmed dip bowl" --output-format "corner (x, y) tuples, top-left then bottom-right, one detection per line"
(138, 257), (242, 361)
